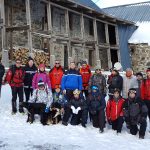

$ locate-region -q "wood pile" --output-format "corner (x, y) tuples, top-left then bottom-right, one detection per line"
(12, 47), (50, 67)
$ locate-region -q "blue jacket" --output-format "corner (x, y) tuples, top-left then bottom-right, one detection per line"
(61, 69), (82, 91)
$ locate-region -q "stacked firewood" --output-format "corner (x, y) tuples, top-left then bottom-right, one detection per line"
(12, 47), (50, 67)
(33, 50), (50, 67)
(13, 47), (29, 64)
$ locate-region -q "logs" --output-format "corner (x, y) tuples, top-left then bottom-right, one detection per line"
(12, 47), (50, 67)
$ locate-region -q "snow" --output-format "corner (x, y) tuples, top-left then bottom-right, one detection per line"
(0, 85), (150, 150)
(129, 22), (150, 45)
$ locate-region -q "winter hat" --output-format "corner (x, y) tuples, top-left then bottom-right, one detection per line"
(128, 88), (136, 95)
(136, 72), (143, 77)
(95, 65), (101, 70)
(82, 61), (87, 65)
(91, 85), (99, 91)
(38, 64), (45, 69)
(28, 56), (34, 61)
(73, 89), (80, 95)
(112, 67), (119, 73)
(55, 84), (61, 89)
(146, 68), (150, 73)
(38, 80), (45, 87)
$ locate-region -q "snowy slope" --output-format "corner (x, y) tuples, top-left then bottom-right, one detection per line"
(0, 85), (150, 150)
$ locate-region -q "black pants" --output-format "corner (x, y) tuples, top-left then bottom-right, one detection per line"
(91, 109), (105, 130)
(144, 100), (150, 120)
(63, 106), (88, 125)
(0, 82), (2, 97)
(27, 103), (48, 125)
(24, 87), (33, 102)
(130, 120), (147, 137)
(11, 86), (24, 113)
(112, 116), (124, 133)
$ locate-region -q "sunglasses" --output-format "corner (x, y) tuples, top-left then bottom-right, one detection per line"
(129, 90), (136, 94)
(96, 69), (101, 71)
(16, 61), (21, 64)
(55, 63), (60, 64)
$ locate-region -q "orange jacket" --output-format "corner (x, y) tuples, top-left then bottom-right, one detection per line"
(49, 66), (64, 89)
(106, 98), (125, 121)
(80, 65), (92, 88)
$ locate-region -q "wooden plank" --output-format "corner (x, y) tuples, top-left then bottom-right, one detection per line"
(6, 25), (30, 32)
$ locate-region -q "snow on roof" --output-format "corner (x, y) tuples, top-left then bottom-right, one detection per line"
(128, 22), (150, 45)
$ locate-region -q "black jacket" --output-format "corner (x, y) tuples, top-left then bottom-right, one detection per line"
(23, 64), (37, 87)
(68, 97), (88, 110)
(123, 97), (148, 125)
(107, 73), (123, 94)
(0, 64), (5, 83)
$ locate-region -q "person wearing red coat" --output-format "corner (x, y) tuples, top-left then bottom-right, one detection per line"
(141, 68), (150, 121)
(106, 88), (125, 133)
(5, 59), (25, 114)
(49, 60), (64, 93)
(79, 61), (92, 98)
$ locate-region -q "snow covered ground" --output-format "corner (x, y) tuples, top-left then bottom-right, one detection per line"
(0, 85), (150, 150)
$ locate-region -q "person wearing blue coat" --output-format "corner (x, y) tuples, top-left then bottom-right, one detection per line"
(61, 62), (82, 101)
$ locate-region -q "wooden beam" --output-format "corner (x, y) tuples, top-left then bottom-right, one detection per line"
(6, 25), (30, 32)
(25, 0), (33, 52)
(47, 1), (52, 31)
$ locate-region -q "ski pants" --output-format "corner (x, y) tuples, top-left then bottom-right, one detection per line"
(24, 87), (33, 102)
(11, 86), (24, 113)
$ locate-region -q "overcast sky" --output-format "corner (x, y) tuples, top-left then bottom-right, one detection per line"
(92, 0), (150, 8)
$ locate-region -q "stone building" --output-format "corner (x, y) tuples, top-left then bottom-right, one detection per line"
(0, 0), (133, 69)
(103, 1), (150, 72)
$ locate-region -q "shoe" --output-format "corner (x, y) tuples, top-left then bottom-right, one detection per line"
(19, 109), (24, 113)
(11, 111), (16, 115)
(62, 121), (68, 126)
(139, 135), (144, 139)
(99, 129), (104, 133)
(82, 123), (86, 128)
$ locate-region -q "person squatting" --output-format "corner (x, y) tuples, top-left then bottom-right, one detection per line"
(2, 58), (150, 139)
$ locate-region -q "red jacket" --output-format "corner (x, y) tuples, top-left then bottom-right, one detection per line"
(141, 79), (150, 100)
(5, 67), (25, 87)
(106, 98), (125, 121)
(49, 66), (64, 89)
(80, 65), (92, 89)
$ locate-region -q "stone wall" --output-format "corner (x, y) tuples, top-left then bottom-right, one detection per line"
(130, 44), (150, 73)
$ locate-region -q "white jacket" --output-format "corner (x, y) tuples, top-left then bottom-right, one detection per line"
(29, 88), (53, 108)
(122, 75), (137, 99)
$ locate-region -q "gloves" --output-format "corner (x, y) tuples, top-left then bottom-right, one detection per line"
(108, 119), (112, 125)
(45, 107), (49, 113)
(76, 107), (81, 114)
(71, 106), (76, 114)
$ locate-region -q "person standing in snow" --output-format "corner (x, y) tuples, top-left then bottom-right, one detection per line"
(88, 66), (106, 97)
(0, 60), (5, 97)
(79, 61), (92, 99)
(141, 68), (150, 127)
(107, 68), (123, 99)
(49, 60), (64, 93)
(123, 88), (148, 139)
(87, 85), (106, 133)
(26, 80), (53, 125)
(32, 64), (51, 90)
(62, 89), (88, 127)
(61, 62), (82, 101)
(24, 57), (37, 102)
(135, 72), (143, 98)
(106, 88), (125, 134)
(5, 59), (25, 114)
(122, 68), (137, 99)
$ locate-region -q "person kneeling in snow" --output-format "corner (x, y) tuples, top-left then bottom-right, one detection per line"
(25, 80), (53, 125)
(123, 88), (148, 139)
(106, 88), (125, 134)
(87, 85), (106, 133)
(50, 84), (67, 124)
(62, 89), (88, 127)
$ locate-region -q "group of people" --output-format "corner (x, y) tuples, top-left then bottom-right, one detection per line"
(0, 57), (150, 139)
